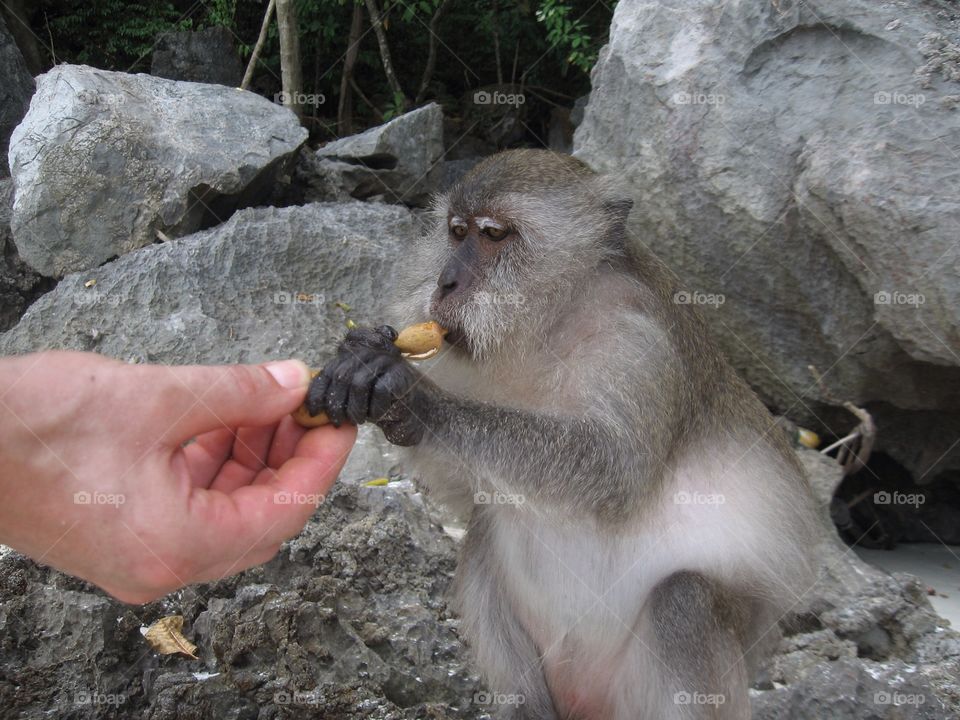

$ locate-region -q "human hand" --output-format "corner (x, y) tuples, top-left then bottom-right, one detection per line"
(0, 351), (357, 604)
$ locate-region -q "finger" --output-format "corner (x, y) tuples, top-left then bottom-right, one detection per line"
(343, 326), (398, 352)
(138, 360), (311, 446)
(370, 363), (411, 420)
(187, 423), (357, 555)
(347, 353), (393, 425)
(305, 371), (330, 417)
(375, 325), (399, 342)
(180, 428), (235, 487)
(231, 424), (278, 472)
(208, 458), (263, 494)
(324, 356), (356, 427)
(266, 415), (307, 469)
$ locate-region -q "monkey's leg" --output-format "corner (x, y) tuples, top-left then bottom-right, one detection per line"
(615, 571), (751, 720)
(453, 512), (560, 720)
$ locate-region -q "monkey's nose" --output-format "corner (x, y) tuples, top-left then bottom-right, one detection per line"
(437, 267), (459, 299)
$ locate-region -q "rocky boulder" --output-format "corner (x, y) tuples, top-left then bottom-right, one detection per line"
(8, 64), (307, 278)
(150, 26), (244, 87)
(574, 0), (960, 481)
(0, 201), (417, 363)
(0, 16), (33, 177)
(750, 448), (960, 719)
(311, 103), (444, 207)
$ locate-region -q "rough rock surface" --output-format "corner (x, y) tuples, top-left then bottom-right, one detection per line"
(8, 64), (307, 278)
(574, 0), (960, 480)
(150, 27), (244, 87)
(0, 202), (417, 363)
(0, 177), (48, 332)
(751, 449), (960, 719)
(0, 16), (33, 177)
(0, 481), (486, 720)
(312, 104), (444, 207)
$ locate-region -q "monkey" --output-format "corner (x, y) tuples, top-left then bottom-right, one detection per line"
(306, 149), (820, 719)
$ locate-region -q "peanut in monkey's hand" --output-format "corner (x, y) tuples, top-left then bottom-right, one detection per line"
(292, 321), (446, 428)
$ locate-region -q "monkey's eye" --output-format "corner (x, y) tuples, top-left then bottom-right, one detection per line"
(484, 226), (507, 241)
(450, 223), (467, 238)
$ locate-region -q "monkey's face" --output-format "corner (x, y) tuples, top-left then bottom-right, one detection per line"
(429, 210), (523, 357)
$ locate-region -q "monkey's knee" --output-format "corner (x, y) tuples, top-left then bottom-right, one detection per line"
(647, 571), (751, 718)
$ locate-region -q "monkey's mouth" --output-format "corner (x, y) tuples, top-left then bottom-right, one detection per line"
(429, 299), (469, 353)
(442, 327), (465, 348)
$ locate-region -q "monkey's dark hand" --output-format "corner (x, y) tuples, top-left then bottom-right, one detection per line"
(305, 325), (427, 446)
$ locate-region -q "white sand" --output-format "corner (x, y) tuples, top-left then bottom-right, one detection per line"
(857, 543), (960, 626)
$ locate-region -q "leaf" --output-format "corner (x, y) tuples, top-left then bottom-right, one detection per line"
(142, 615), (198, 659)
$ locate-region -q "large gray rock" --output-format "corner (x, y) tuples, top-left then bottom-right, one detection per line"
(313, 103), (444, 207)
(0, 16), (33, 177)
(750, 448), (960, 718)
(150, 27), (244, 87)
(8, 64), (307, 278)
(0, 201), (416, 363)
(574, 0), (960, 480)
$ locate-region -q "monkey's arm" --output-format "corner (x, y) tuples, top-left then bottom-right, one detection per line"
(409, 391), (647, 512)
(308, 327), (669, 513)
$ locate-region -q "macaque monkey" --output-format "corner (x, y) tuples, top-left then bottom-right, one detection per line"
(306, 149), (819, 719)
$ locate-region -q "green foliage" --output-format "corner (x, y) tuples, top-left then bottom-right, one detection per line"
(382, 90), (407, 121)
(34, 0), (614, 141)
(536, 0), (597, 73)
(46, 1), (190, 69)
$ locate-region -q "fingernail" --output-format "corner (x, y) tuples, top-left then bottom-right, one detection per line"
(265, 359), (309, 390)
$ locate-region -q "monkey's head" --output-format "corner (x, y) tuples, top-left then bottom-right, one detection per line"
(408, 149), (632, 360)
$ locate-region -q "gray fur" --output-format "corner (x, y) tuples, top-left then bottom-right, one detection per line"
(380, 150), (821, 719)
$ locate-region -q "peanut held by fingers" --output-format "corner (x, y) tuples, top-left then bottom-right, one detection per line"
(291, 321), (446, 427)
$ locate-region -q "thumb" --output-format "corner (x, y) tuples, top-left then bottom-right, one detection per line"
(148, 360), (311, 444)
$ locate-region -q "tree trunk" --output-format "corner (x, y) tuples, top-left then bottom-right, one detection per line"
(241, 0), (276, 91)
(337, 2), (364, 135)
(363, 0), (406, 109)
(276, 0), (304, 118)
(414, 0), (455, 105)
